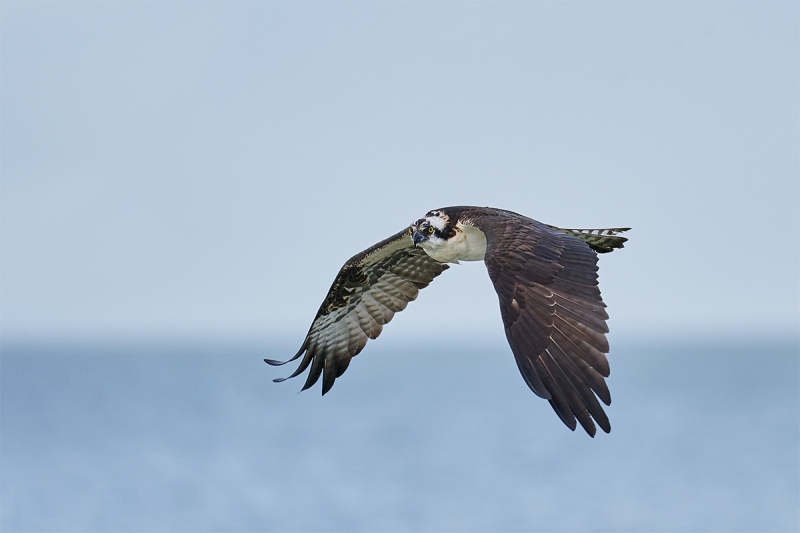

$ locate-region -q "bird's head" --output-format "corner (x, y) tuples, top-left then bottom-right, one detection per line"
(410, 209), (457, 248)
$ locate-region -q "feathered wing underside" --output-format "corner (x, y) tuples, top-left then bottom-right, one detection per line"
(465, 208), (617, 437)
(265, 228), (449, 394)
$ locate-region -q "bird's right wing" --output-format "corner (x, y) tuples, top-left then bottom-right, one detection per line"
(265, 228), (449, 395)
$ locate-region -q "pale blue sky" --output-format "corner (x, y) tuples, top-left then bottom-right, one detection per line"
(2, 1), (798, 341)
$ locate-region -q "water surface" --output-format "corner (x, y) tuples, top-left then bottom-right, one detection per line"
(2, 337), (798, 532)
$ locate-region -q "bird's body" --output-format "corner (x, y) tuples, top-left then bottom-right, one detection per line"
(266, 206), (629, 436)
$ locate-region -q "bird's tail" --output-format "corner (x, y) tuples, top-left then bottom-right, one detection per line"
(550, 226), (631, 253)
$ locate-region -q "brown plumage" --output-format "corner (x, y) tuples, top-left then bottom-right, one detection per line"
(266, 206), (629, 436)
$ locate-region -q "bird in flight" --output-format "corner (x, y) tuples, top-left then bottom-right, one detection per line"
(266, 206), (629, 436)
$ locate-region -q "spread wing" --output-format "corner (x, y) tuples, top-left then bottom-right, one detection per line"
(467, 208), (626, 436)
(265, 228), (449, 394)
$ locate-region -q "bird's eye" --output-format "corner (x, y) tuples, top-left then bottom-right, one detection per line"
(427, 226), (435, 234)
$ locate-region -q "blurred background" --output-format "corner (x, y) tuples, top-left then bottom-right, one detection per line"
(2, 2), (798, 532)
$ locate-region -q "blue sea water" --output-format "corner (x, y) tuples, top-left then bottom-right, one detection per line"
(1, 336), (798, 532)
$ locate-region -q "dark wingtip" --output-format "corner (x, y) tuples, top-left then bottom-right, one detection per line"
(321, 376), (335, 396)
(265, 342), (309, 367)
(575, 411), (597, 437)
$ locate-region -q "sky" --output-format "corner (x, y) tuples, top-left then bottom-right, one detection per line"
(2, 1), (798, 342)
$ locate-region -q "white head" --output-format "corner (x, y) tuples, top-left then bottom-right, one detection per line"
(410, 209), (456, 249)
(409, 207), (487, 263)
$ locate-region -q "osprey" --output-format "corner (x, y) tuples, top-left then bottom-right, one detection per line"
(266, 206), (629, 436)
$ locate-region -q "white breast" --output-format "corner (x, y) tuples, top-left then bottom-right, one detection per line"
(421, 223), (487, 264)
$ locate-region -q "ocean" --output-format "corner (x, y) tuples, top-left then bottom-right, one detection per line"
(2, 336), (798, 532)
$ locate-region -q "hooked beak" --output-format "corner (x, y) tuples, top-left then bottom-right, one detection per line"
(412, 230), (427, 247)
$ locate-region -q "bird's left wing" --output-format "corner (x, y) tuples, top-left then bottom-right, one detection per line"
(265, 228), (449, 394)
(463, 207), (621, 436)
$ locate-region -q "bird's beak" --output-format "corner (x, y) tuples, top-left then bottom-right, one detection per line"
(412, 230), (426, 247)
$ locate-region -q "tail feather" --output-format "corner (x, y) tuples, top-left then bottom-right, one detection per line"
(550, 226), (631, 254)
